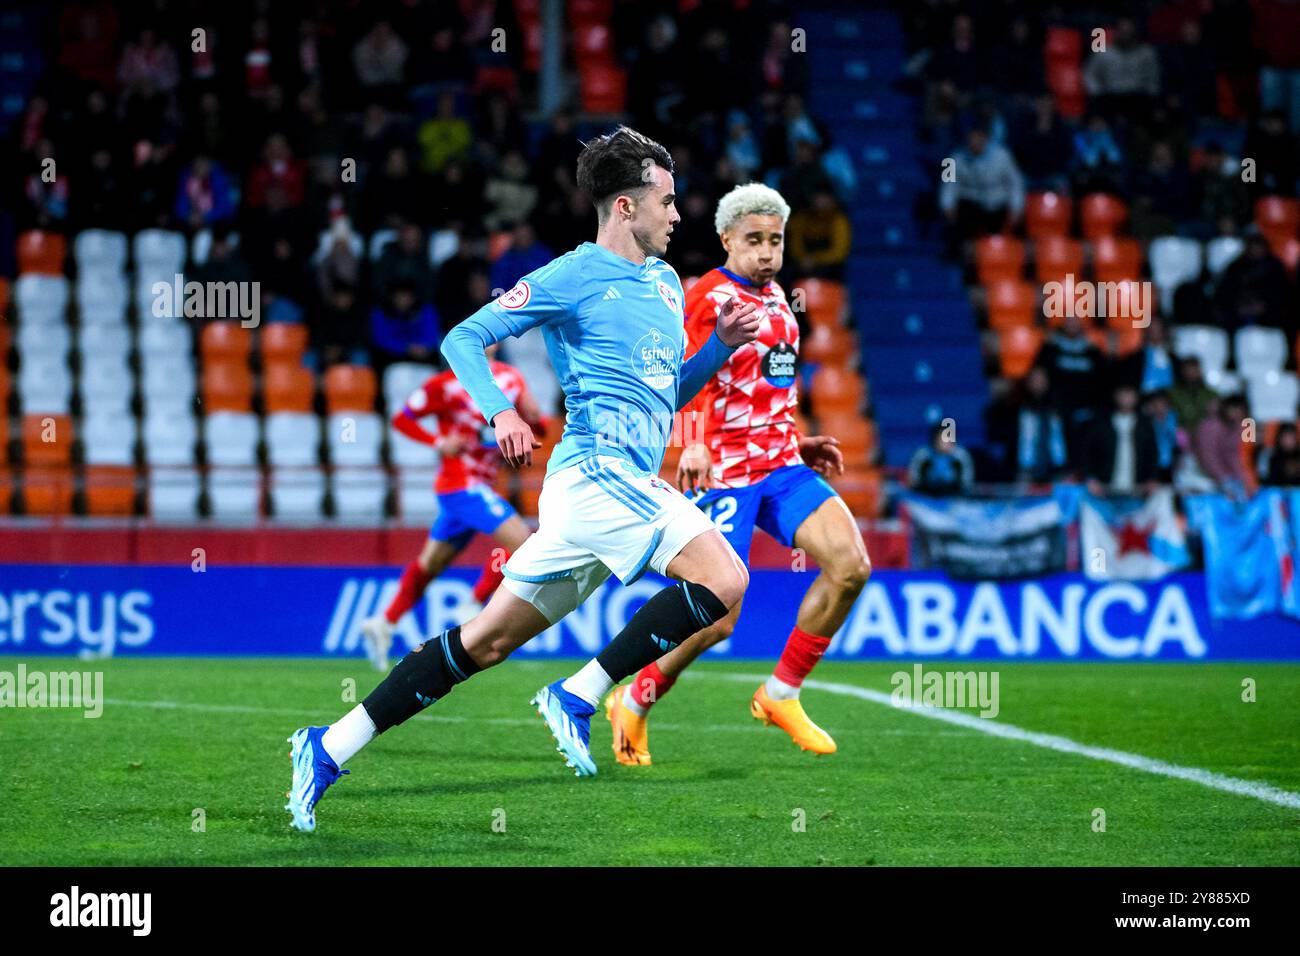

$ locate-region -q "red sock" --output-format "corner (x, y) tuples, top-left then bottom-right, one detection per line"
(385, 560), (436, 624)
(628, 661), (677, 710)
(773, 626), (831, 687)
(472, 551), (509, 603)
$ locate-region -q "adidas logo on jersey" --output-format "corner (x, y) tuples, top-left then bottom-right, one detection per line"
(603, 286), (621, 300)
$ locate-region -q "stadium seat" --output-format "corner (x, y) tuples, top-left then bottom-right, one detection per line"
(200, 321), (253, 365)
(79, 355), (134, 415)
(1205, 367), (1243, 396)
(139, 320), (193, 359)
(208, 466), (263, 520)
(396, 468), (438, 522)
(326, 412), (383, 466)
(82, 411), (137, 466)
(1092, 236), (1142, 283)
(831, 466), (883, 518)
(579, 61), (626, 113)
(1235, 327), (1288, 380)
(0, 467), (12, 513)
(201, 361), (255, 413)
(367, 229), (398, 261)
(1255, 195), (1300, 244)
(76, 271), (130, 324)
(0, 276), (9, 317)
(261, 322), (309, 366)
(143, 412), (199, 466)
(1171, 325), (1230, 374)
(1081, 194), (1129, 239)
(997, 327), (1044, 379)
(74, 229), (129, 276)
(21, 413), (72, 467)
(1269, 236), (1300, 275)
(268, 466), (325, 520)
(18, 357), (73, 414)
(141, 351), (197, 404)
(22, 467), (74, 515)
(84, 465), (136, 515)
(1205, 236), (1245, 278)
(0, 413), (8, 464)
(390, 421), (439, 467)
(1046, 62), (1086, 118)
(1044, 26), (1082, 66)
(1032, 235), (1085, 286)
(16, 230), (67, 276)
(1247, 370), (1300, 422)
(265, 412), (320, 466)
(429, 229), (459, 269)
(986, 280), (1038, 330)
(14, 274), (69, 323)
(502, 328), (562, 416)
(1025, 192), (1072, 239)
(148, 466), (202, 519)
(263, 363), (315, 413)
(575, 21), (614, 61)
(1148, 237), (1204, 313)
(311, 229), (364, 266)
(17, 319), (71, 361)
(816, 412), (875, 466)
(190, 229), (239, 267)
(381, 362), (435, 411)
(975, 236), (1025, 284)
(78, 323), (132, 363)
(332, 467), (389, 520)
(205, 412), (260, 466)
(326, 364), (379, 414)
(132, 229), (187, 276)
(802, 325), (857, 366)
(810, 366), (865, 414)
(1099, 279), (1153, 331)
(795, 278), (847, 326)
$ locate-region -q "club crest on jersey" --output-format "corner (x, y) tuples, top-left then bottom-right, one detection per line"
(762, 340), (798, 388)
(655, 280), (680, 316)
(498, 280), (531, 310)
(631, 327), (676, 390)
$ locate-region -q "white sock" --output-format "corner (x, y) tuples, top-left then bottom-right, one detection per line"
(622, 685), (648, 717)
(562, 659), (614, 708)
(765, 675), (800, 701)
(320, 704), (377, 767)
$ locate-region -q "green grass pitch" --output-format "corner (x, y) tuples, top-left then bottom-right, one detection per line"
(2, 657), (1298, 866)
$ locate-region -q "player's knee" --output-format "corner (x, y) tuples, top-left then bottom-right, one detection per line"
(828, 552), (872, 596)
(705, 562), (748, 611)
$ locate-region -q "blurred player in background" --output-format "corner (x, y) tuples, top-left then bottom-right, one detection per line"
(360, 342), (545, 671)
(606, 183), (873, 764)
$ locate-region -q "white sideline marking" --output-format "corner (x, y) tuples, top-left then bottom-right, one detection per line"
(700, 672), (1300, 811)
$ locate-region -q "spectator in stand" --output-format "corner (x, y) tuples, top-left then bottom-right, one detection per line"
(191, 230), (254, 298)
(1168, 356), (1217, 434)
(1083, 384), (1160, 496)
(1016, 367), (1068, 484)
(1130, 140), (1190, 239)
(434, 228), (491, 329)
(1254, 0), (1300, 133)
(370, 280), (442, 370)
(315, 220), (362, 303)
(1262, 423), (1300, 485)
(927, 13), (983, 102)
(1191, 394), (1250, 499)
(1158, 18), (1218, 119)
(778, 133), (834, 212)
(21, 140), (70, 228)
(246, 133), (307, 222)
(57, 0), (120, 91)
(417, 91), (472, 175)
(1143, 389), (1180, 483)
(352, 20), (408, 102)
(312, 280), (368, 369)
(724, 110), (762, 183)
(490, 220), (554, 294)
(173, 155), (237, 229)
(1034, 312), (1107, 467)
(483, 149), (538, 231)
(1071, 113), (1127, 195)
(1083, 16), (1161, 122)
(118, 27), (180, 96)
(938, 123), (1025, 248)
(1010, 93), (1073, 192)
(372, 221), (435, 303)
(1193, 141), (1252, 237)
(1214, 229), (1298, 337)
(787, 188), (851, 280)
(909, 422), (977, 496)
(1243, 110), (1300, 194)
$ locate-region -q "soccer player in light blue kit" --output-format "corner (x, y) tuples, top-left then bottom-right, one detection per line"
(286, 127), (761, 830)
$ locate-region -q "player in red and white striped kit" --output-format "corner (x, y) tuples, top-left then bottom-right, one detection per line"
(361, 343), (544, 670)
(605, 183), (873, 762)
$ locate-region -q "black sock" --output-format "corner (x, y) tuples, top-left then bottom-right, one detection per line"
(595, 581), (728, 683)
(362, 626), (481, 733)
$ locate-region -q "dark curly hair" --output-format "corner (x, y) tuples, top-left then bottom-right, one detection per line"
(575, 125), (674, 224)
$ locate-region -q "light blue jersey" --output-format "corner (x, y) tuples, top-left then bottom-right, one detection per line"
(441, 241), (735, 477)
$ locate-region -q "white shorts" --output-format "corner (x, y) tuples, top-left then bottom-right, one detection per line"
(502, 455), (718, 624)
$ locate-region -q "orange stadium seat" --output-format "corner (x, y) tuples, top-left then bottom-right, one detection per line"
(1268, 236), (1300, 276)
(1025, 192), (1072, 239)
(796, 278), (847, 326)
(1081, 193), (1129, 239)
(818, 413), (876, 467)
(0, 322), (10, 359)
(84, 465), (137, 515)
(22, 467), (74, 515)
(16, 230), (67, 276)
(1044, 26), (1082, 67)
(1047, 62), (1086, 119)
(324, 364), (377, 414)
(1101, 279), (1153, 331)
(0, 413), (8, 464)
(22, 413), (73, 467)
(1111, 325), (1144, 355)
(202, 361), (255, 412)
(1092, 236), (1143, 282)
(1255, 196), (1300, 244)
(579, 62), (626, 113)
(802, 324), (857, 366)
(998, 327), (1044, 379)
(263, 363), (316, 413)
(811, 366), (865, 414)
(1034, 235), (1085, 285)
(0, 468), (13, 513)
(975, 236), (1024, 284)
(832, 466), (883, 518)
(200, 321), (253, 365)
(986, 280), (1038, 330)
(0, 277), (10, 316)
(260, 323), (309, 365)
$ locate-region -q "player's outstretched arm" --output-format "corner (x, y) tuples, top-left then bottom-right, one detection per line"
(440, 313), (518, 426)
(676, 297), (761, 409)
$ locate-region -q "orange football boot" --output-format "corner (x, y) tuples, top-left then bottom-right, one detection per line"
(750, 684), (837, 754)
(604, 688), (652, 766)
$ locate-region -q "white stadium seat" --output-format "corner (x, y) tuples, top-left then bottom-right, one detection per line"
(502, 326), (563, 416)
(148, 466), (202, 520)
(269, 466), (325, 519)
(78, 323), (133, 363)
(429, 228), (459, 269)
(190, 228), (239, 267)
(1147, 236), (1203, 314)
(1205, 236), (1245, 279)
(138, 320), (193, 359)
(132, 228), (187, 275)
(208, 466), (263, 520)
(326, 412), (383, 466)
(1205, 367), (1243, 396)
(76, 271), (130, 324)
(312, 228), (364, 266)
(142, 390), (195, 423)
(17, 320), (71, 361)
(382, 362), (437, 412)
(143, 412), (199, 466)
(1234, 326), (1288, 381)
(15, 274), (69, 323)
(140, 353), (196, 402)
(79, 355), (134, 414)
(396, 468), (438, 522)
(82, 412), (137, 465)
(74, 229), (129, 276)
(205, 412), (260, 466)
(18, 355), (72, 414)
(265, 413), (321, 466)
(368, 229), (398, 261)
(332, 467), (389, 520)
(1247, 370), (1300, 423)
(1171, 324), (1229, 374)
(389, 423), (439, 467)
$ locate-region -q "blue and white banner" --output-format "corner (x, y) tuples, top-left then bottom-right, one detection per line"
(1, 566), (1297, 660)
(1186, 490), (1299, 620)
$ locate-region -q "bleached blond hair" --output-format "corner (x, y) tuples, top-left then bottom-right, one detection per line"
(714, 182), (791, 235)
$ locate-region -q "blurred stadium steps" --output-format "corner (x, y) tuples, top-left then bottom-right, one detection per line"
(805, 8), (987, 467)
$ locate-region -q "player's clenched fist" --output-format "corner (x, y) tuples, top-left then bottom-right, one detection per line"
(493, 407), (541, 468)
(715, 296), (762, 348)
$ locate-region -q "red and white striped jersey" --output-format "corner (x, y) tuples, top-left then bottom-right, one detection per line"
(401, 362), (532, 494)
(683, 268), (803, 488)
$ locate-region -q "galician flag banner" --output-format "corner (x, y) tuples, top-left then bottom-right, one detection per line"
(1081, 488), (1189, 581)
